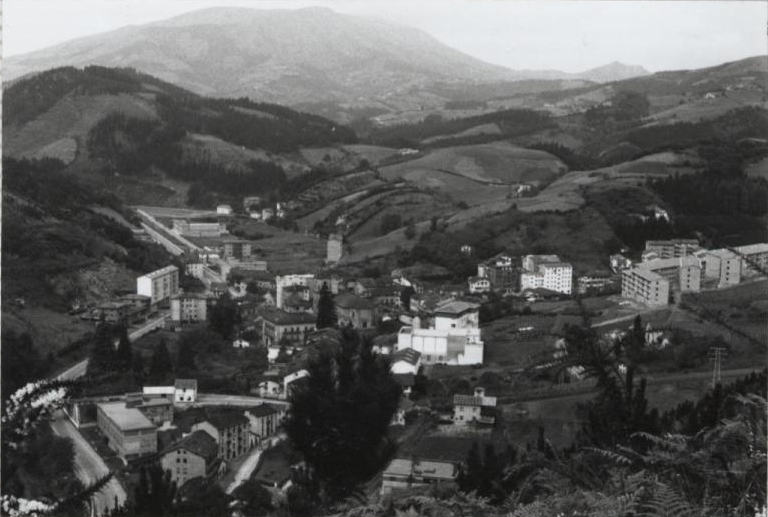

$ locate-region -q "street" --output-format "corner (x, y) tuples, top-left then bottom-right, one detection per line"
(51, 412), (126, 516)
(195, 393), (290, 407)
(225, 435), (285, 494)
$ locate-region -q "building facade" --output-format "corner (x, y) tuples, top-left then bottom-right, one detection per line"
(170, 293), (208, 324)
(520, 255), (572, 294)
(327, 234), (343, 263)
(191, 410), (251, 461)
(621, 267), (670, 307)
(334, 293), (376, 329)
(223, 240), (254, 261)
(644, 239), (701, 259)
(453, 387), (497, 424)
(96, 402), (157, 460)
(160, 431), (221, 489)
(137, 265), (180, 306)
(257, 307), (316, 346)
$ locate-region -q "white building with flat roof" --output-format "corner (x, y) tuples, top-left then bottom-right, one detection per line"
(642, 256), (701, 293)
(697, 249), (741, 287)
(136, 265), (179, 306)
(735, 243), (768, 278)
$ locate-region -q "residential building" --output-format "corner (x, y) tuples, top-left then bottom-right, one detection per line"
(256, 306), (316, 346)
(172, 220), (226, 237)
(170, 293), (207, 325)
(217, 204), (233, 216)
(334, 293), (376, 329)
(175, 379), (198, 403)
(642, 256), (701, 292)
(577, 273), (614, 294)
(391, 348), (422, 375)
(381, 458), (457, 494)
(244, 405), (282, 445)
(191, 410), (251, 460)
(477, 254), (519, 291)
(160, 431), (221, 489)
(644, 239), (701, 259)
(697, 249), (741, 287)
(520, 255), (573, 294)
(136, 265), (180, 306)
(327, 233), (343, 263)
(391, 397), (415, 426)
(97, 301), (134, 324)
(275, 274), (314, 309)
(243, 196), (262, 210)
(96, 401), (157, 461)
(453, 387), (497, 425)
(223, 240), (254, 261)
(433, 300), (480, 330)
(370, 286), (401, 307)
(621, 267), (670, 307)
(119, 294), (152, 313)
(735, 243), (768, 278)
(232, 339), (250, 348)
(185, 263), (205, 279)
(468, 276), (491, 294)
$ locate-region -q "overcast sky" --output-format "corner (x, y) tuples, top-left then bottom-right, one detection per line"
(3, 0), (766, 72)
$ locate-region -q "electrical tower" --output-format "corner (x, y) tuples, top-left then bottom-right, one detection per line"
(708, 346), (727, 388)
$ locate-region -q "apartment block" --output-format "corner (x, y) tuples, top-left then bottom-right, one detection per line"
(621, 267), (670, 307)
(136, 265), (179, 306)
(643, 239), (701, 259)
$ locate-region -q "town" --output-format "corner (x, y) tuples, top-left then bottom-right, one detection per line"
(2, 3), (767, 517)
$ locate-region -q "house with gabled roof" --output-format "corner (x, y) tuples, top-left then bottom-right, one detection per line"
(160, 430), (222, 488)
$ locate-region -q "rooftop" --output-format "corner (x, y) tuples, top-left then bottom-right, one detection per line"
(628, 266), (666, 283)
(163, 430), (218, 462)
(175, 379), (198, 390)
(642, 256), (701, 271)
(202, 409), (249, 430)
(434, 300), (480, 316)
(392, 348), (422, 366)
(258, 306), (316, 326)
(333, 292), (375, 310)
(736, 242), (768, 255)
(140, 265), (179, 279)
(97, 401), (155, 431)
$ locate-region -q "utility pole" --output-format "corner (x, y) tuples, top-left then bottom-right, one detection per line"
(708, 346), (727, 388)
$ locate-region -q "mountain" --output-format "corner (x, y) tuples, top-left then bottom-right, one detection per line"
(4, 7), (517, 106)
(5, 6), (652, 112)
(573, 61), (650, 83)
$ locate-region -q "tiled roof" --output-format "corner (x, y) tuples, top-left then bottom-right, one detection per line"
(203, 409), (249, 430)
(333, 292), (374, 310)
(164, 430), (218, 462)
(392, 348), (421, 365)
(246, 404), (279, 418)
(434, 300), (480, 316)
(258, 306), (316, 325)
(175, 379), (198, 390)
(453, 394), (484, 407)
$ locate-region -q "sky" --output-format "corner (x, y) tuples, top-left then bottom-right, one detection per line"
(3, 0), (766, 72)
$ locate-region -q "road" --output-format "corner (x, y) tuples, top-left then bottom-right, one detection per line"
(128, 311), (170, 341)
(57, 359), (89, 381)
(225, 435), (285, 494)
(195, 394), (289, 407)
(51, 412), (126, 516)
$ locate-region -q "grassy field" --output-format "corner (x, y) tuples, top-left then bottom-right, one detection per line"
(380, 142), (566, 187)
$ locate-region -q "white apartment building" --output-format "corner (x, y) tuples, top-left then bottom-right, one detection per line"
(644, 239), (701, 259)
(137, 265), (179, 306)
(170, 293), (207, 324)
(275, 274), (315, 309)
(642, 256), (701, 293)
(520, 255), (573, 294)
(396, 301), (484, 365)
(621, 267), (670, 307)
(697, 249), (741, 288)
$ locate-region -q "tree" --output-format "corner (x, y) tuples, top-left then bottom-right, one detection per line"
(231, 479), (273, 517)
(124, 464), (177, 517)
(404, 222), (417, 240)
(132, 351), (145, 376)
(176, 338), (197, 373)
(115, 326), (133, 369)
(400, 286), (415, 311)
(174, 480), (229, 517)
(148, 339), (173, 384)
(283, 329), (401, 502)
(316, 282), (337, 329)
(208, 293), (241, 339)
(88, 323), (116, 375)
(1, 331), (44, 399)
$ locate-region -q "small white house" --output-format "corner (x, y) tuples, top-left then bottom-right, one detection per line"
(391, 348), (421, 376)
(233, 339), (250, 348)
(217, 204), (233, 215)
(174, 379), (198, 403)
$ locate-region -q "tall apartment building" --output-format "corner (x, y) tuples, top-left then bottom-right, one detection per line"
(170, 293), (208, 324)
(643, 239), (701, 260)
(136, 265), (179, 306)
(622, 267), (670, 307)
(520, 255), (573, 294)
(642, 256), (701, 292)
(697, 249), (741, 288)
